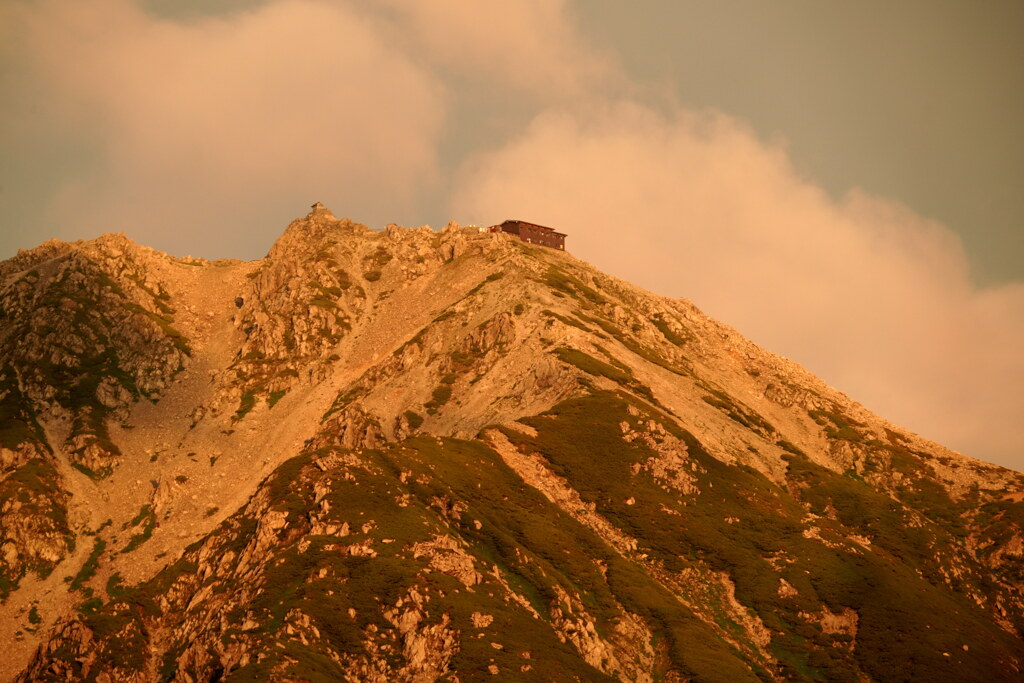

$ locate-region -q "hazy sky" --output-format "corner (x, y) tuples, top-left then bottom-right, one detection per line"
(1, 0), (1022, 469)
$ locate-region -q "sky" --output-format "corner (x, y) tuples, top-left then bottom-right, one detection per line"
(1, 0), (1022, 470)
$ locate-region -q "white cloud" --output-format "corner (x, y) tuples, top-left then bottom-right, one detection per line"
(6, 0), (447, 256)
(452, 102), (1024, 469)
(2, 0), (619, 258)
(375, 0), (619, 98)
(5, 0), (1019, 469)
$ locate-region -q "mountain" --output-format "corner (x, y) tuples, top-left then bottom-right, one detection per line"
(1, 204), (1022, 682)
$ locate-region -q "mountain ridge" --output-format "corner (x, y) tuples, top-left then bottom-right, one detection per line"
(0, 206), (1021, 681)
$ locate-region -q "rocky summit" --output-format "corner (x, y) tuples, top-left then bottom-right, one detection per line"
(0, 204), (1022, 682)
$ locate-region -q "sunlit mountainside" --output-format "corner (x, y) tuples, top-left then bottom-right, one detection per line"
(0, 205), (1022, 681)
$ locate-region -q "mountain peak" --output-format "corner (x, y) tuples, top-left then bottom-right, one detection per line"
(1, 210), (1022, 680)
(266, 205), (371, 261)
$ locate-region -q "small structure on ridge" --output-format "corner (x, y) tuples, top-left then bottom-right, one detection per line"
(486, 220), (566, 250)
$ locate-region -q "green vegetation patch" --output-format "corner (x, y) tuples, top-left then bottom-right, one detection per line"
(105, 572), (127, 598)
(424, 384), (453, 415)
(809, 408), (864, 443)
(234, 390), (258, 421)
(75, 595), (151, 671)
(553, 347), (655, 401)
(404, 410), (424, 430)
(125, 303), (191, 358)
(321, 386), (369, 422)
(430, 413), (761, 679)
(309, 280), (345, 299)
(368, 247), (393, 267)
(499, 390), (1023, 679)
(23, 259), (190, 463)
(651, 313), (691, 346)
(465, 270), (506, 297)
(33, 346), (144, 469)
(0, 369), (47, 449)
(308, 296), (338, 310)
(543, 266), (606, 305)
(121, 504), (157, 553)
(0, 457), (73, 597)
(432, 309), (457, 323)
(780, 450), (1022, 680)
(554, 347), (632, 384)
(542, 309), (592, 332)
(701, 387), (776, 436)
(582, 314), (689, 376)
(70, 538), (106, 592)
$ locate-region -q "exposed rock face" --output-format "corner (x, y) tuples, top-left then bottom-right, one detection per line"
(230, 208), (371, 400)
(0, 234), (190, 598)
(2, 206), (1023, 681)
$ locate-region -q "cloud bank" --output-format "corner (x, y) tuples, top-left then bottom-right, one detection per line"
(2, 0), (1021, 469)
(376, 0), (618, 98)
(4, 0), (446, 257)
(1, 0), (615, 257)
(452, 103), (1024, 468)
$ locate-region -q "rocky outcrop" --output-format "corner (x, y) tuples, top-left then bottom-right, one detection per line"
(0, 235), (192, 599)
(0, 369), (71, 598)
(0, 234), (189, 475)
(17, 445), (632, 681)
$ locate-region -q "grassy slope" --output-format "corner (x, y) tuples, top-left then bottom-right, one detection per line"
(26, 392), (1023, 681)
(505, 391), (1022, 681)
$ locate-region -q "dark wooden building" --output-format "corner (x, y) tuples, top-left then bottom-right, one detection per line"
(487, 220), (566, 250)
